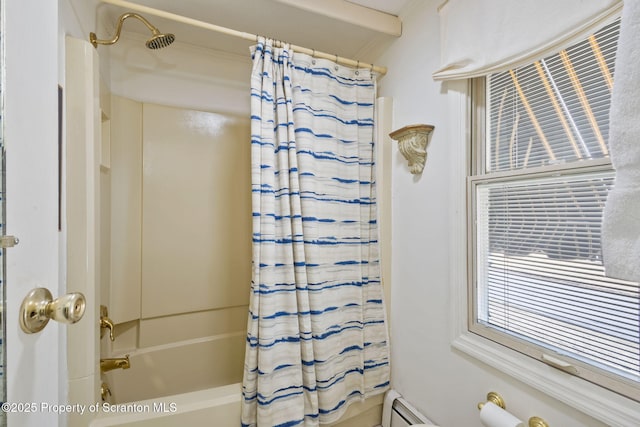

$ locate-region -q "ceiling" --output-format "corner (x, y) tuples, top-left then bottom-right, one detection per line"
(96, 0), (412, 64)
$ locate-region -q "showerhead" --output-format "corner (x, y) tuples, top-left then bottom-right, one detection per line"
(146, 32), (175, 50)
(90, 12), (175, 50)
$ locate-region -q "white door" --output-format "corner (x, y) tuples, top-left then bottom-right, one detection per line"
(4, 0), (64, 426)
(2, 3), (102, 427)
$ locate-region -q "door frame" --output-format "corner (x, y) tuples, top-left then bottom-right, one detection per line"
(64, 36), (103, 427)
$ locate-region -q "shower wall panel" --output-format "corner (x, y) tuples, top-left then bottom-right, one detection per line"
(109, 95), (250, 357)
(110, 96), (143, 324)
(140, 103), (251, 319)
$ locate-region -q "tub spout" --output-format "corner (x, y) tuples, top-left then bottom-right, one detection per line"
(100, 355), (130, 373)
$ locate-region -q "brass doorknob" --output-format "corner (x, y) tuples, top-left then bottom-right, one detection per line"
(19, 287), (86, 334)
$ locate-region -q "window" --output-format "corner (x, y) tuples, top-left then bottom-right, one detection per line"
(469, 17), (640, 401)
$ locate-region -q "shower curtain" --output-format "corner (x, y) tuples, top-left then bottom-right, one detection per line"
(242, 38), (390, 427)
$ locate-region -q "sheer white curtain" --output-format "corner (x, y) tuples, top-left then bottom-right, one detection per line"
(242, 38), (390, 427)
(433, 0), (622, 80)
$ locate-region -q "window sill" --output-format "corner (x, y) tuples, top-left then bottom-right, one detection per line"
(452, 331), (640, 426)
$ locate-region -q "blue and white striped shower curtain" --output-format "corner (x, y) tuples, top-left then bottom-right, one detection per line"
(241, 38), (390, 427)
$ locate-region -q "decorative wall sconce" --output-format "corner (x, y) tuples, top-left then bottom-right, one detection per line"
(389, 124), (435, 175)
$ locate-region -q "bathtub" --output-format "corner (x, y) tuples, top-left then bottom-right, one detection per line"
(91, 330), (382, 426)
(90, 382), (383, 427)
(104, 331), (245, 403)
(89, 383), (242, 427)
(91, 330), (245, 427)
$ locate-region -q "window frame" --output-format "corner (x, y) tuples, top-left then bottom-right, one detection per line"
(444, 75), (640, 425)
(467, 155), (638, 396)
(465, 18), (640, 395)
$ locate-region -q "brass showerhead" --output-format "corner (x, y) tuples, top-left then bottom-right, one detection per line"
(145, 32), (175, 50)
(90, 12), (175, 50)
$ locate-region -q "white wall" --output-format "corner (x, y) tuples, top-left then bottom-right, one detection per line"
(375, 1), (609, 426)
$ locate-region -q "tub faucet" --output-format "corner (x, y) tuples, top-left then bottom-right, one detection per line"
(100, 355), (130, 373)
(100, 305), (115, 341)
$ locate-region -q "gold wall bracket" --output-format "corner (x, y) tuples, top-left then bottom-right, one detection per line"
(389, 124), (435, 175)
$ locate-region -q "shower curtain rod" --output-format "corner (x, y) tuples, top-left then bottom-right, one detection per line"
(99, 0), (388, 75)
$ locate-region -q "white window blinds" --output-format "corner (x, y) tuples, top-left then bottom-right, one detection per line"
(476, 171), (639, 382)
(470, 16), (640, 399)
(487, 19), (619, 171)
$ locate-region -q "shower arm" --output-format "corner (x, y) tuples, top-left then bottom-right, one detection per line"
(90, 12), (161, 48)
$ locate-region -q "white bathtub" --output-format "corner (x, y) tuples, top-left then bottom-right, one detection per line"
(91, 330), (382, 426)
(89, 382), (384, 427)
(89, 383), (242, 427)
(105, 332), (245, 403)
(90, 331), (246, 426)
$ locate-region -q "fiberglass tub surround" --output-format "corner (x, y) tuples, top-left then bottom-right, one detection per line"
(89, 1), (396, 424)
(101, 97), (251, 405)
